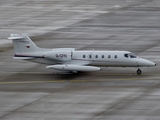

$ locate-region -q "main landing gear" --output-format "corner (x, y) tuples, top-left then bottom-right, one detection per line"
(137, 69), (142, 75)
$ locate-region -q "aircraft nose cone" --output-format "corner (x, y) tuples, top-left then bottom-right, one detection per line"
(145, 60), (156, 67)
(138, 59), (156, 67)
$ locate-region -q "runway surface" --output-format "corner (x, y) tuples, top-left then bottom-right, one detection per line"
(0, 0), (160, 120)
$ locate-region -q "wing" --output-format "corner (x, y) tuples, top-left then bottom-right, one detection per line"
(46, 64), (101, 72)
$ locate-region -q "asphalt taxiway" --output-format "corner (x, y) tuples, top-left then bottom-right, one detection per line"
(0, 0), (160, 120)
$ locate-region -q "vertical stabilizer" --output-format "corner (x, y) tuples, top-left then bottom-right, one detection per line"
(8, 34), (39, 53)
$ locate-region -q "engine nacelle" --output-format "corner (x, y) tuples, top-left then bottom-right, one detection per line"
(44, 51), (71, 61)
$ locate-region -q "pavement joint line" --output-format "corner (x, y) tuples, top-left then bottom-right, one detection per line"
(0, 77), (5, 81)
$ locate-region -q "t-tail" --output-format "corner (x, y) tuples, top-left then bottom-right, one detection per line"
(8, 34), (50, 60)
(8, 34), (40, 53)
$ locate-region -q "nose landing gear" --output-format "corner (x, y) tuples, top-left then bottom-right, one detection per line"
(137, 69), (142, 75)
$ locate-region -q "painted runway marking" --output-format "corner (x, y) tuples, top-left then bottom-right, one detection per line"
(0, 80), (66, 85)
(0, 77), (159, 85)
(0, 71), (159, 76)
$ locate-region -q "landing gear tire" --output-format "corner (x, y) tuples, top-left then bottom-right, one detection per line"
(137, 69), (142, 75)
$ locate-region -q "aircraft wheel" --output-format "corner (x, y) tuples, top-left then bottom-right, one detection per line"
(137, 69), (142, 75)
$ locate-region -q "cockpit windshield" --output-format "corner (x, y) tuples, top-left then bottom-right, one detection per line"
(124, 53), (137, 58)
(130, 53), (137, 58)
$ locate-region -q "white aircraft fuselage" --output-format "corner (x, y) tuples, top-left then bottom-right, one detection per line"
(9, 34), (156, 74)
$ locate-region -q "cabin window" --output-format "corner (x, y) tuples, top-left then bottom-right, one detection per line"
(108, 55), (111, 58)
(83, 55), (86, 58)
(88, 54), (93, 59)
(115, 55), (117, 58)
(102, 55), (104, 58)
(95, 55), (98, 58)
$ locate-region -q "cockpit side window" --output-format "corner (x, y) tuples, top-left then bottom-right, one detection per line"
(124, 54), (128, 58)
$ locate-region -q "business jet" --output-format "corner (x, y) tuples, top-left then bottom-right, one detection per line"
(8, 34), (156, 75)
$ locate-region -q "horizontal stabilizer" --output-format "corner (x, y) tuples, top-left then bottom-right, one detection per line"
(8, 34), (26, 40)
(13, 57), (34, 60)
(8, 36), (25, 40)
(46, 64), (101, 72)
